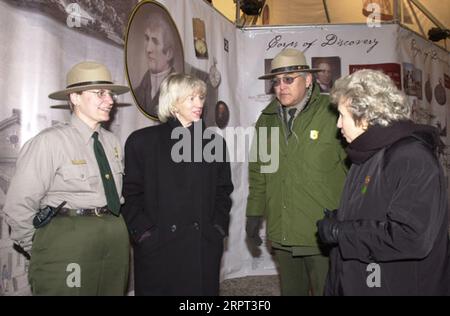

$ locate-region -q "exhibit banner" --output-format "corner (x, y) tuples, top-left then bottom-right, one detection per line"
(0, 0), (447, 295)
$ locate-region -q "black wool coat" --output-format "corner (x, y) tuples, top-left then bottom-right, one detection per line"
(325, 125), (450, 296)
(121, 119), (234, 296)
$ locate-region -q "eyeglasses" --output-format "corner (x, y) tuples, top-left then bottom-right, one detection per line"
(271, 75), (303, 87)
(84, 90), (118, 102)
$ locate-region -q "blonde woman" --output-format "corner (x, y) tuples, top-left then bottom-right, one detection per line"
(122, 73), (233, 296)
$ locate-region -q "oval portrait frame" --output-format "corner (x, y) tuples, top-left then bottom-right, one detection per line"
(215, 101), (230, 129)
(125, 0), (184, 120)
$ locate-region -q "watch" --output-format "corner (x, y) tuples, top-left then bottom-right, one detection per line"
(195, 38), (207, 56)
(209, 58), (221, 88)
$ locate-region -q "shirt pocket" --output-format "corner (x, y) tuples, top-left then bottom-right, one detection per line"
(58, 164), (91, 191)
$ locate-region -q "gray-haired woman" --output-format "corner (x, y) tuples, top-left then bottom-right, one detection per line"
(317, 69), (449, 295)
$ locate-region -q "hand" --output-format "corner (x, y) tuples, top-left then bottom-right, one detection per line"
(246, 216), (263, 247)
(317, 212), (340, 245)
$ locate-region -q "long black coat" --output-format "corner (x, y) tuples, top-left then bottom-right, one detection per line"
(122, 119), (233, 296)
(325, 126), (449, 296)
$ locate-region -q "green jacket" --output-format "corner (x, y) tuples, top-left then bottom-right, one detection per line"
(246, 85), (347, 248)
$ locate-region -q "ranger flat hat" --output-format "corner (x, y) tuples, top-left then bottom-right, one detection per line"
(49, 61), (130, 100)
(259, 48), (321, 80)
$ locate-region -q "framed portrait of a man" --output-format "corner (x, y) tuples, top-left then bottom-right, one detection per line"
(311, 57), (341, 94)
(125, 0), (184, 119)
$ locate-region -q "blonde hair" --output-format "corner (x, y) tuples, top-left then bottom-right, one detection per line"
(158, 73), (207, 122)
(330, 69), (411, 127)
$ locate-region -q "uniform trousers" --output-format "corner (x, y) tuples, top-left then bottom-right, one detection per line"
(29, 214), (129, 295)
(274, 248), (329, 296)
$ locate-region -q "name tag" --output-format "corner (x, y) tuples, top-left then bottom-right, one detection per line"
(71, 159), (87, 165)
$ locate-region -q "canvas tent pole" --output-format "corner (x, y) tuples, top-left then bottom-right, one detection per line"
(322, 0), (331, 23)
(393, 0), (400, 23)
(409, 0), (446, 30)
(236, 0), (241, 26)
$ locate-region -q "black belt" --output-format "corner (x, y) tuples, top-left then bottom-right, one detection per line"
(54, 206), (111, 217)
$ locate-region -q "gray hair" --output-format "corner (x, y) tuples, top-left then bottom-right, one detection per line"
(158, 73), (207, 122)
(330, 69), (411, 127)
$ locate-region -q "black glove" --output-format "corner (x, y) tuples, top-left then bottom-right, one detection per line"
(246, 216), (263, 247)
(324, 208), (337, 219)
(317, 210), (340, 244)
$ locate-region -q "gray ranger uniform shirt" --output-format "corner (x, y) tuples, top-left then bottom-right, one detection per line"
(3, 114), (124, 252)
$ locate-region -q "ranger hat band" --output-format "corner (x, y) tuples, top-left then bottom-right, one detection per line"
(259, 48), (321, 80)
(49, 61), (130, 100)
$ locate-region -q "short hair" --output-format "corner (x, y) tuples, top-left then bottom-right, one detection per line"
(330, 69), (411, 127)
(146, 14), (175, 65)
(68, 91), (83, 112)
(158, 73), (207, 122)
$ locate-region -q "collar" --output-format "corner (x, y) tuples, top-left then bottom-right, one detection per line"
(150, 67), (172, 79)
(316, 79), (331, 90)
(167, 117), (205, 131)
(71, 114), (101, 144)
(150, 68), (172, 99)
(167, 117), (183, 129)
(345, 120), (434, 164)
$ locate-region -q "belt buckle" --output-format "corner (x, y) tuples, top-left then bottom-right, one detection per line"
(94, 207), (103, 217)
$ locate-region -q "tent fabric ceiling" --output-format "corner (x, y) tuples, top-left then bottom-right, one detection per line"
(212, 0), (449, 49)
(268, 0), (328, 24)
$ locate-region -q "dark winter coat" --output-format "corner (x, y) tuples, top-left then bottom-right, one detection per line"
(247, 85), (347, 248)
(325, 121), (450, 296)
(121, 119), (233, 296)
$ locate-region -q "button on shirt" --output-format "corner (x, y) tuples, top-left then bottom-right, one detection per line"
(3, 115), (124, 251)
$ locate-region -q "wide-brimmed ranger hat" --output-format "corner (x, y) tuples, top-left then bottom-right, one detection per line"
(259, 48), (321, 80)
(49, 61), (130, 100)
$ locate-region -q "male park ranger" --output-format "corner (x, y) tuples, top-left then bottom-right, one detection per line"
(246, 49), (347, 295)
(3, 61), (130, 295)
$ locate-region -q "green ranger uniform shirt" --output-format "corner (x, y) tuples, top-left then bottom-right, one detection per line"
(3, 115), (124, 252)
